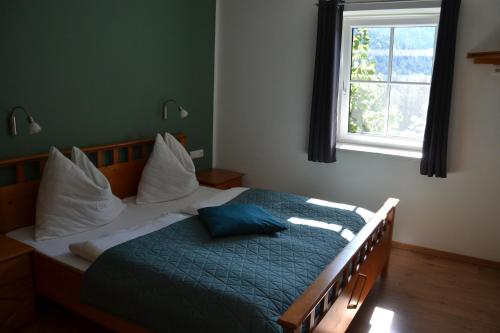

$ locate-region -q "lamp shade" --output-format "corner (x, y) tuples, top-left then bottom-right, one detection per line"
(28, 120), (42, 135)
(180, 108), (189, 119)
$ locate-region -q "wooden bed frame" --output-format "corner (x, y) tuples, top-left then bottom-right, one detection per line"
(0, 133), (399, 333)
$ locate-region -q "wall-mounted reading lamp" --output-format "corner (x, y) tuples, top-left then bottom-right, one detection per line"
(162, 99), (189, 120)
(9, 106), (42, 136)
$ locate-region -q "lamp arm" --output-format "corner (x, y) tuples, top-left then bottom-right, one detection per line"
(162, 99), (182, 110)
(10, 106), (33, 119)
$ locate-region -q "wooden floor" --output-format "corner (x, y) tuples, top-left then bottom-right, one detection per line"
(347, 248), (500, 333)
(20, 248), (500, 333)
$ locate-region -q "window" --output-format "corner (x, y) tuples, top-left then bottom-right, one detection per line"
(337, 9), (440, 157)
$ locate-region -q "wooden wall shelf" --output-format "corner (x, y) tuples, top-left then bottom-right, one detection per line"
(467, 51), (500, 65)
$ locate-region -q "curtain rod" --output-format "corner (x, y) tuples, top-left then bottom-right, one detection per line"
(316, 0), (439, 6)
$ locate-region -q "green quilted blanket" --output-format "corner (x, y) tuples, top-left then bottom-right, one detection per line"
(81, 188), (368, 333)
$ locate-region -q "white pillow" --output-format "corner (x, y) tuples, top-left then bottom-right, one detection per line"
(136, 134), (199, 204)
(164, 132), (196, 174)
(35, 147), (125, 241)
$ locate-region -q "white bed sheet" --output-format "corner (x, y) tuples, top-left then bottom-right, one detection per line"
(69, 187), (250, 263)
(70, 213), (190, 264)
(6, 186), (220, 272)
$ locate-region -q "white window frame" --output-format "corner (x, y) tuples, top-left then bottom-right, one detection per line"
(337, 8), (440, 157)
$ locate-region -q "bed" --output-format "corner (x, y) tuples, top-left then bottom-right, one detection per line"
(0, 133), (398, 333)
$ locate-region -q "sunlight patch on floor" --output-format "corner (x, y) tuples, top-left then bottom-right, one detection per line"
(368, 306), (394, 333)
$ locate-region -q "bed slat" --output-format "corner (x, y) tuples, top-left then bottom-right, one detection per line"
(113, 149), (119, 164)
(127, 147), (133, 162)
(39, 160), (46, 175)
(16, 165), (25, 183)
(97, 151), (105, 167)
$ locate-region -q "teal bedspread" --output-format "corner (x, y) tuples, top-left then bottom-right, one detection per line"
(81, 189), (368, 333)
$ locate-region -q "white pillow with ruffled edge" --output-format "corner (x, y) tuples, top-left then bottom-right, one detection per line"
(136, 134), (199, 204)
(35, 147), (125, 241)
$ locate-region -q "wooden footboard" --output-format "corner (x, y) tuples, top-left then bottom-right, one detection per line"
(278, 198), (398, 333)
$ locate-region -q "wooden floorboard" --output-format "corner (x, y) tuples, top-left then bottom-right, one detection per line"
(19, 248), (500, 333)
(347, 248), (500, 333)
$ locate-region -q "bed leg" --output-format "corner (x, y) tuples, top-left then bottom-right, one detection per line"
(381, 207), (395, 280)
(381, 260), (390, 279)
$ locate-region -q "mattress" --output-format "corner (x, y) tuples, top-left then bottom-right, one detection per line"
(6, 186), (373, 275)
(6, 186), (221, 272)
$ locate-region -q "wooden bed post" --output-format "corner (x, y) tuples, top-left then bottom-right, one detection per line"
(381, 206), (395, 279)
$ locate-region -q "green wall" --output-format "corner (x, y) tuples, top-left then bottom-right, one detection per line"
(0, 0), (215, 170)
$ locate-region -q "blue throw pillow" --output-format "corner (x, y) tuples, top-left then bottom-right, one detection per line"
(198, 204), (287, 237)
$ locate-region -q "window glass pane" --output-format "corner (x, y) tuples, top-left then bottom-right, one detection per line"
(351, 27), (391, 82)
(388, 84), (430, 139)
(349, 82), (388, 135)
(391, 26), (436, 83)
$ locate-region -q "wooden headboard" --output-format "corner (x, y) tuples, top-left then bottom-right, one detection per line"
(0, 133), (186, 234)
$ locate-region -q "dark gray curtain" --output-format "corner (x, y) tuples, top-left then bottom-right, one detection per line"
(420, 0), (461, 178)
(308, 0), (343, 163)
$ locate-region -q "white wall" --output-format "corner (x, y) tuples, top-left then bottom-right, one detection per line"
(214, 0), (500, 262)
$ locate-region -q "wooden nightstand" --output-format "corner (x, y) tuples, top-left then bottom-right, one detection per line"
(0, 235), (36, 332)
(196, 168), (244, 190)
